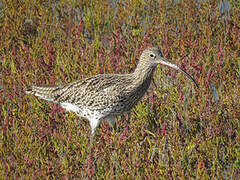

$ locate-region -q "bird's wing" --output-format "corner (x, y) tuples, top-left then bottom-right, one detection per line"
(52, 74), (129, 105)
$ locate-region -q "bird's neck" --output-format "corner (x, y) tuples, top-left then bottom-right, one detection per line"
(131, 64), (156, 90)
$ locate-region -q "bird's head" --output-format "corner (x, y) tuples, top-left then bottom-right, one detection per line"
(139, 47), (199, 88)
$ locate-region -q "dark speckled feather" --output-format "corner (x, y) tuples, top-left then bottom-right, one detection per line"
(25, 47), (198, 136)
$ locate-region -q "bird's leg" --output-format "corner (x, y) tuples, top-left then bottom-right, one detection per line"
(89, 118), (101, 143)
(104, 115), (116, 134)
(83, 118), (100, 177)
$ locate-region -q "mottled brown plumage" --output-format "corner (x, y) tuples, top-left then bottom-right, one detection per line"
(25, 47), (198, 136)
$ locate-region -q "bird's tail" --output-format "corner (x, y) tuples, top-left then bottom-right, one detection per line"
(25, 85), (62, 102)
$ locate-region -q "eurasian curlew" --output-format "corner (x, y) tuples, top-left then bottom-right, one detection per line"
(25, 47), (198, 137)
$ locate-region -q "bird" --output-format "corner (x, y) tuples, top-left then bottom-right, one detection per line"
(25, 47), (198, 137)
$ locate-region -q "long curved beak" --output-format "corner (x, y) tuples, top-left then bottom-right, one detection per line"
(158, 58), (199, 88)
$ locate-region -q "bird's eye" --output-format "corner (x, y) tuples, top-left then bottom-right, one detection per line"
(150, 53), (155, 58)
